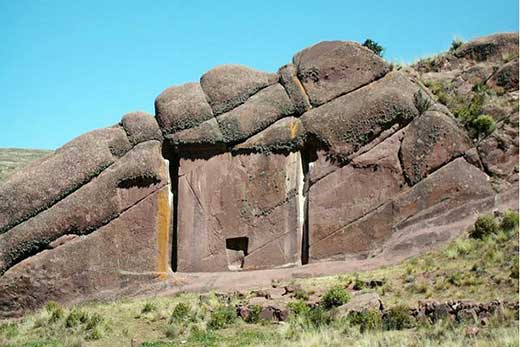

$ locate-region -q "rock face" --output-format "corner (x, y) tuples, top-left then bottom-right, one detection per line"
(0, 33), (517, 317)
(176, 152), (303, 272)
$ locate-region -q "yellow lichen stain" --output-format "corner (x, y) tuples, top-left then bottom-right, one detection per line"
(156, 188), (170, 280)
(288, 121), (299, 139)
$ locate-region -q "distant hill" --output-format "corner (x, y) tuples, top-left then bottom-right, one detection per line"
(0, 148), (52, 182)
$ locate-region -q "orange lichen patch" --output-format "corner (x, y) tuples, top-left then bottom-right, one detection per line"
(289, 120), (300, 139)
(156, 188), (171, 280)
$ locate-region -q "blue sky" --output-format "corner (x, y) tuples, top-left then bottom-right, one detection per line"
(1, 0), (518, 149)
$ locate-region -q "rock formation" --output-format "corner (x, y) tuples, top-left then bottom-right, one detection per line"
(0, 33), (518, 317)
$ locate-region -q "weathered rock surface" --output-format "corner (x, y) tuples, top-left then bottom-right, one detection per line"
(0, 33), (517, 317)
(167, 118), (224, 148)
(121, 111), (163, 145)
(309, 158), (494, 261)
(454, 32), (519, 62)
(336, 293), (384, 316)
(155, 82), (214, 134)
(176, 152), (303, 272)
(278, 64), (311, 114)
(0, 127), (131, 233)
(0, 186), (172, 318)
(216, 83), (295, 144)
(293, 41), (391, 106)
(301, 71), (420, 158)
(200, 64), (278, 115)
(478, 119), (519, 180)
(486, 59), (519, 92)
(234, 117), (305, 153)
(0, 141), (168, 275)
(400, 111), (470, 185)
(308, 131), (406, 251)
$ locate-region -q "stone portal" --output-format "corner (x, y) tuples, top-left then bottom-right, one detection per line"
(176, 152), (304, 272)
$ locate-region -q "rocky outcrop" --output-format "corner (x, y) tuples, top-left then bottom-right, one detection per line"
(293, 41), (391, 106)
(176, 152), (303, 272)
(0, 33), (517, 317)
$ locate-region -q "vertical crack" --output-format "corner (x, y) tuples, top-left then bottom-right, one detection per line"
(300, 144), (315, 265)
(162, 142), (179, 272)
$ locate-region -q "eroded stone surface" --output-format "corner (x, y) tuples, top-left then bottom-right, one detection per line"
(121, 111), (163, 145)
(177, 152), (303, 272)
(0, 127), (131, 233)
(0, 141), (168, 276)
(301, 71), (420, 158)
(155, 82), (214, 134)
(308, 131), (406, 255)
(454, 33), (519, 62)
(0, 186), (172, 318)
(400, 111), (470, 185)
(200, 65), (278, 115)
(278, 64), (311, 114)
(309, 158), (494, 261)
(233, 117), (305, 153)
(216, 84), (294, 144)
(293, 40), (391, 106)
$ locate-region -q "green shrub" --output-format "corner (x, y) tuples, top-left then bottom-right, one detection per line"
(305, 306), (333, 327)
(0, 322), (19, 338)
(208, 305), (236, 329)
(383, 305), (415, 330)
(500, 209), (519, 232)
(321, 286), (350, 309)
(414, 91), (432, 114)
(362, 39), (384, 57)
(141, 302), (157, 314)
(170, 302), (191, 322)
(470, 215), (499, 239)
(243, 305), (262, 324)
(348, 309), (383, 332)
(47, 303), (64, 324)
(86, 312), (104, 331)
(65, 309), (89, 328)
(447, 271), (463, 286)
(288, 300), (311, 316)
(449, 38), (464, 52)
(86, 326), (103, 340)
(472, 114), (496, 137)
(293, 288), (309, 301)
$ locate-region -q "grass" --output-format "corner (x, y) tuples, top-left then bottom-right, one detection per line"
(0, 148), (52, 182)
(1, 212), (518, 347)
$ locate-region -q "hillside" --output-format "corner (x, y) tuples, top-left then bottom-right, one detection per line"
(0, 32), (518, 347)
(0, 210), (518, 346)
(0, 149), (52, 182)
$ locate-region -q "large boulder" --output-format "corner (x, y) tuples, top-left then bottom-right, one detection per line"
(216, 83), (295, 144)
(233, 117), (305, 153)
(308, 131), (406, 255)
(0, 141), (168, 276)
(167, 118), (224, 148)
(309, 158), (494, 261)
(486, 59), (519, 92)
(176, 152), (303, 272)
(478, 119), (519, 181)
(293, 41), (391, 106)
(454, 32), (519, 62)
(200, 64), (278, 115)
(155, 82), (214, 134)
(400, 111), (470, 185)
(301, 71), (420, 158)
(0, 186), (172, 318)
(0, 127), (131, 233)
(121, 111), (163, 145)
